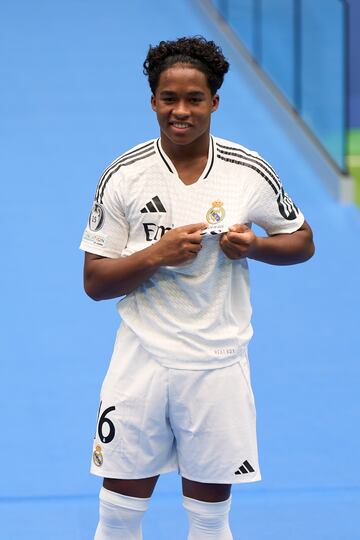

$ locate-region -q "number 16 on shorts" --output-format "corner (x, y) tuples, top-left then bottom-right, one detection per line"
(95, 401), (116, 443)
(93, 401), (117, 467)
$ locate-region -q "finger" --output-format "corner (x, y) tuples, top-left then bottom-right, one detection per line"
(220, 232), (237, 247)
(188, 243), (202, 253)
(187, 230), (205, 243)
(181, 222), (208, 233)
(229, 224), (250, 233)
(219, 233), (232, 249)
(220, 235), (236, 253)
(220, 235), (246, 256)
(226, 231), (253, 245)
(221, 243), (242, 259)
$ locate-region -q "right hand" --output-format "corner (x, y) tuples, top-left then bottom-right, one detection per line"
(151, 222), (208, 266)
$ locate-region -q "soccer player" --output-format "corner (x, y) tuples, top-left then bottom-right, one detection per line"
(80, 36), (314, 540)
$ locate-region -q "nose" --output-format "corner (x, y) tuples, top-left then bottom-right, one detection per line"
(173, 100), (190, 117)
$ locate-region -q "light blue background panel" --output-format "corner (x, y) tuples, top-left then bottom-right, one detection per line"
(1, 0), (359, 538)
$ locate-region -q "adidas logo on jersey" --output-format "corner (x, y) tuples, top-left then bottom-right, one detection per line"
(234, 460), (255, 475)
(141, 196), (166, 213)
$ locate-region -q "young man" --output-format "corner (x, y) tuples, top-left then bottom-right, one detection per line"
(80, 36), (314, 540)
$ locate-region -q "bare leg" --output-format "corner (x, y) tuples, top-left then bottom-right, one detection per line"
(182, 477), (231, 502)
(104, 475), (159, 497)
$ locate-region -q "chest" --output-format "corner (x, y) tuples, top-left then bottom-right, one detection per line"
(123, 167), (250, 245)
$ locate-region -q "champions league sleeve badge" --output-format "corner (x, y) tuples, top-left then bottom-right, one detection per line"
(89, 202), (105, 231)
(201, 200), (228, 236)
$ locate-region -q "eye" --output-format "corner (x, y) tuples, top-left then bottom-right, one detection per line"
(162, 97), (176, 103)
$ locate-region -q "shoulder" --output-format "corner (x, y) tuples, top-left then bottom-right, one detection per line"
(213, 135), (281, 192)
(95, 139), (157, 203)
(213, 136), (256, 154)
(104, 139), (157, 177)
(213, 136), (269, 165)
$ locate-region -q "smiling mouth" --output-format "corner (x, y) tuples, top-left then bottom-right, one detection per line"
(170, 122), (192, 129)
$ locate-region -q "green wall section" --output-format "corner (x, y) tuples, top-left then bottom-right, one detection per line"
(347, 129), (360, 205)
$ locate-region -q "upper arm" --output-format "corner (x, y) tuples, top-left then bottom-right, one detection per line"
(294, 219), (315, 252)
(84, 251), (108, 271)
(83, 252), (108, 292)
(270, 219), (313, 238)
(296, 220), (313, 236)
(246, 158), (305, 236)
(79, 169), (129, 258)
(268, 219), (315, 261)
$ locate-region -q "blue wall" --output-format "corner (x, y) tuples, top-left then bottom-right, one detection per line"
(349, 0), (360, 127)
(1, 1), (360, 538)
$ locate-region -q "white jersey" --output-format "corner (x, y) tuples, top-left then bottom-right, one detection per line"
(80, 136), (304, 369)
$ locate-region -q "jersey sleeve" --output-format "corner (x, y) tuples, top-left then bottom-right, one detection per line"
(79, 167), (129, 258)
(247, 153), (304, 235)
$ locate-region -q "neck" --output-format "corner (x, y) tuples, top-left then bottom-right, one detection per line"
(160, 131), (210, 163)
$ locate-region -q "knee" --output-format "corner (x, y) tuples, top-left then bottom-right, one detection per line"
(95, 487), (150, 539)
(183, 496), (233, 538)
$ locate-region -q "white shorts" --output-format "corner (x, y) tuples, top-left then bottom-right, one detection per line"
(91, 324), (261, 484)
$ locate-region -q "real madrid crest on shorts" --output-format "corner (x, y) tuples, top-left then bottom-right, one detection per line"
(89, 202), (105, 231)
(93, 444), (104, 467)
(206, 200), (225, 224)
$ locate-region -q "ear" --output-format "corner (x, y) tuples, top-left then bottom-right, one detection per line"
(211, 94), (220, 113)
(151, 94), (157, 112)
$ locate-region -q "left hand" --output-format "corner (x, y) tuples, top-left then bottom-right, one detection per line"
(219, 224), (258, 260)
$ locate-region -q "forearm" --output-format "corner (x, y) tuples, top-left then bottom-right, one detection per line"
(84, 245), (162, 300)
(84, 222), (207, 300)
(249, 227), (315, 265)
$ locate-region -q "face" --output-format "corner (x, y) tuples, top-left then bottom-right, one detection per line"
(151, 64), (219, 149)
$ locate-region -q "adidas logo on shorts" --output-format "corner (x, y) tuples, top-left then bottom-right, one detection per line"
(140, 195), (166, 213)
(234, 460), (255, 475)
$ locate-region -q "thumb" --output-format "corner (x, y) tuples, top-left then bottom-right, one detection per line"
(182, 222), (208, 234)
(229, 223), (250, 233)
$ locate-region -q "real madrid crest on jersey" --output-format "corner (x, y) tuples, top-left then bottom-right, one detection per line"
(206, 200), (225, 224)
(201, 200), (228, 236)
(89, 202), (105, 231)
(93, 444), (104, 467)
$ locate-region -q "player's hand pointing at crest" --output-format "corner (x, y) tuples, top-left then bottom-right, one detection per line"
(220, 224), (258, 260)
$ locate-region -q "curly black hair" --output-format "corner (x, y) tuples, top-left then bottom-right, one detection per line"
(143, 36), (229, 96)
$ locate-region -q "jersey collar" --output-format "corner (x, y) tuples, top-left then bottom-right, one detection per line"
(156, 135), (215, 181)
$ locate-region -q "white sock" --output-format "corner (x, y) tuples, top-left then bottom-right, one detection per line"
(94, 487), (150, 540)
(183, 495), (233, 539)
